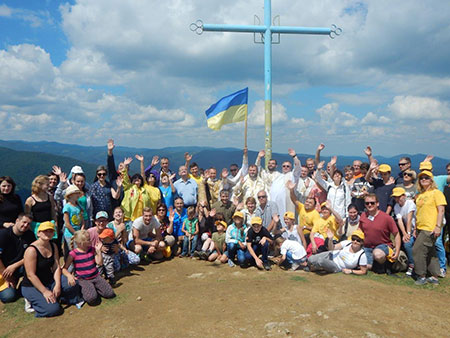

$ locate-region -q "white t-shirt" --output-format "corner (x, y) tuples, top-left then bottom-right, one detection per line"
(331, 240), (367, 270)
(281, 225), (302, 243)
(394, 199), (416, 232)
(132, 216), (160, 239)
(280, 239), (306, 260)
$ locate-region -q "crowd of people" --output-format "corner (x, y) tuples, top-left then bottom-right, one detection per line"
(0, 139), (449, 317)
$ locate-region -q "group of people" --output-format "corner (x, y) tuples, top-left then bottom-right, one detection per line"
(0, 139), (449, 317)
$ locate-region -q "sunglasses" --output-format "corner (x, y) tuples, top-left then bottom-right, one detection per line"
(365, 201), (376, 206)
(351, 237), (363, 243)
(257, 195), (267, 199)
(419, 176), (431, 180)
(403, 173), (413, 177)
(97, 173), (106, 177)
(230, 168), (238, 172)
(398, 162), (408, 166)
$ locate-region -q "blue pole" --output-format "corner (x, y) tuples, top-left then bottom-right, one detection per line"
(264, 0), (272, 161)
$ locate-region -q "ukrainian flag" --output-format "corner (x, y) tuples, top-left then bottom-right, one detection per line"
(205, 87), (248, 130)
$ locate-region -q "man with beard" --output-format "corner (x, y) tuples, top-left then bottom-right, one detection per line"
(255, 150), (280, 191)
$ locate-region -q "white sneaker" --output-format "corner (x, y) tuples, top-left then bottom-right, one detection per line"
(291, 263), (300, 271)
(75, 300), (85, 309)
(406, 266), (413, 276)
(24, 298), (35, 313)
(438, 268), (446, 278)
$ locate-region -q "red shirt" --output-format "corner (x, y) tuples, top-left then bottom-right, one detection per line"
(359, 211), (398, 249)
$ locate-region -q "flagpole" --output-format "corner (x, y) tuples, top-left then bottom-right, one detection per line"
(244, 108), (248, 149)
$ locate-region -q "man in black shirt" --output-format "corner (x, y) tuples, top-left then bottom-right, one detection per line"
(244, 216), (273, 271)
(0, 213), (35, 303)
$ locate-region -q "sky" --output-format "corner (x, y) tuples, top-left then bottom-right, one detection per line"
(0, 0), (449, 158)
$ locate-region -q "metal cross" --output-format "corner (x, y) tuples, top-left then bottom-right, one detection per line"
(191, 0), (341, 168)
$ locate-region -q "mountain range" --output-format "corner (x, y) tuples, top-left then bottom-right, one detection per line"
(0, 139), (448, 201)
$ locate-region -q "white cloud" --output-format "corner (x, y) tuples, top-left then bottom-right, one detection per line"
(0, 5), (12, 17)
(248, 100), (288, 127)
(428, 120), (450, 134)
(388, 95), (448, 119)
(361, 112), (391, 124)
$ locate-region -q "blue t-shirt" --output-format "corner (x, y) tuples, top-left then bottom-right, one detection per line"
(63, 203), (82, 238)
(172, 208), (187, 238)
(434, 175), (448, 192)
(160, 185), (174, 208)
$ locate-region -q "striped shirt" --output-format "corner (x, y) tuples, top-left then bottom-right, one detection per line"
(69, 247), (99, 280)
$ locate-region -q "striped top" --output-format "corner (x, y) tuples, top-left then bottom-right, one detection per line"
(69, 247), (99, 280)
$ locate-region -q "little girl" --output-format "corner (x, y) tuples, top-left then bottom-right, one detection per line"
(181, 206), (199, 257)
(107, 206), (140, 267)
(63, 230), (115, 305)
(62, 185), (84, 251)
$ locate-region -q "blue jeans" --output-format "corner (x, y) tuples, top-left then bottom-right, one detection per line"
(363, 244), (389, 266)
(403, 236), (415, 266)
(244, 242), (269, 265)
(435, 229), (447, 271)
(286, 251), (307, 265)
(21, 275), (82, 317)
(182, 235), (198, 256)
(0, 286), (18, 303)
(227, 243), (246, 265)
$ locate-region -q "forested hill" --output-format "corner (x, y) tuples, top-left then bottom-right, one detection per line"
(0, 146), (97, 201)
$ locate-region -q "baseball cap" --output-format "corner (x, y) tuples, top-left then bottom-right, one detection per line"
(99, 228), (115, 239)
(378, 164), (391, 173)
(37, 221), (55, 233)
(419, 161), (432, 171)
(251, 216), (262, 225)
(284, 211), (295, 219)
(391, 187), (406, 197)
(232, 211), (244, 219)
(95, 211), (109, 220)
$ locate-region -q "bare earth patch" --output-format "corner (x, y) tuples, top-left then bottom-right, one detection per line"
(1, 258), (449, 337)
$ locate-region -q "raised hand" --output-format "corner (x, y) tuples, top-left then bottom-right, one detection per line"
(330, 156), (337, 166)
(169, 173), (176, 181)
(364, 146), (372, 157)
(209, 208), (217, 218)
(52, 165), (62, 176)
(135, 154), (144, 162)
(107, 139), (115, 152)
(424, 154), (434, 162)
(116, 176), (123, 187)
(151, 155), (160, 167)
(317, 143), (325, 151)
(59, 172), (67, 183)
(258, 149), (265, 158)
(317, 161), (325, 170)
(221, 168), (229, 179)
(288, 148), (296, 157)
(123, 157), (133, 166)
(243, 147), (248, 155)
(184, 152), (192, 162)
(286, 180), (296, 191)
(168, 207), (175, 222)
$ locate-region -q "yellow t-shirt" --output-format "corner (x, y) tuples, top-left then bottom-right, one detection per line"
(189, 174), (203, 186)
(132, 192), (144, 221)
(311, 215), (339, 241)
(144, 184), (162, 214)
(415, 189), (446, 231)
(296, 202), (321, 234)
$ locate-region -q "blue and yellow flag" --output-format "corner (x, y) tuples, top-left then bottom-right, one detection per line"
(205, 87), (248, 130)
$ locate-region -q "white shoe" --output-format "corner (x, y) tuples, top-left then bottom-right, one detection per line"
(438, 268), (446, 278)
(75, 300), (85, 309)
(24, 298), (35, 313)
(291, 263), (300, 271)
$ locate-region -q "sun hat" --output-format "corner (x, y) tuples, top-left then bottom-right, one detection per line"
(65, 185), (81, 199)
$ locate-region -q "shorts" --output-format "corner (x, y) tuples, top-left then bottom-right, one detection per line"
(364, 244), (390, 265)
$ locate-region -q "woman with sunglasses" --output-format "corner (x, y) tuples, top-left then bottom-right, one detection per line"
(396, 169), (417, 200)
(307, 229), (367, 275)
(413, 170), (446, 285)
(90, 166), (122, 221)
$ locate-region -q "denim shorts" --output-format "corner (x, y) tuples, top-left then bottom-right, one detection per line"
(364, 244), (389, 265)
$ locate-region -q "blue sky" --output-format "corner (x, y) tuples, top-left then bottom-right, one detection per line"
(0, 0), (449, 158)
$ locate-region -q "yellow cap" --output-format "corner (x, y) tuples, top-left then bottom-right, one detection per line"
(251, 216), (262, 225)
(391, 187), (406, 197)
(419, 161), (432, 171)
(320, 202), (328, 209)
(283, 211), (295, 219)
(163, 246), (171, 258)
(386, 247), (395, 263)
(37, 221), (55, 233)
(418, 170), (434, 179)
(350, 229), (365, 241)
(378, 164), (391, 173)
(215, 220), (227, 229)
(232, 211), (244, 219)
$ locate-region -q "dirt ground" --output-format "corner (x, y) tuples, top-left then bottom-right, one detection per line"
(1, 258), (449, 338)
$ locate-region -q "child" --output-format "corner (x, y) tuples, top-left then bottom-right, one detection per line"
(99, 228), (119, 285)
(63, 230), (115, 305)
(107, 206), (140, 267)
(278, 211), (307, 249)
(62, 185), (84, 251)
(225, 211), (248, 267)
(181, 206), (199, 257)
(278, 238), (308, 271)
(207, 221), (228, 263)
(245, 217), (273, 271)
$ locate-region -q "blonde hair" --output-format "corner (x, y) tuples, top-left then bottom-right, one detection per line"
(71, 230), (90, 249)
(31, 175), (49, 195)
